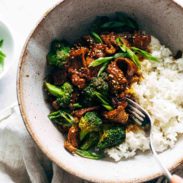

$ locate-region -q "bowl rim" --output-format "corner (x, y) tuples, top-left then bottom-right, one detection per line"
(17, 0), (183, 182)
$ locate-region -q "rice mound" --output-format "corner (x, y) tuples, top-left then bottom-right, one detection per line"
(106, 37), (183, 161)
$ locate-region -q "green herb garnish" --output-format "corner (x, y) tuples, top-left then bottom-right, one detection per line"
(0, 40), (3, 48)
(0, 40), (6, 71)
(116, 37), (141, 68)
(89, 52), (127, 67)
(91, 32), (103, 43)
(131, 47), (158, 62)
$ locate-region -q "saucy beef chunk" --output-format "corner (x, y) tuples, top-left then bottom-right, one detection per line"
(107, 57), (139, 93)
(73, 106), (99, 118)
(107, 58), (127, 92)
(71, 72), (86, 89)
(104, 102), (129, 124)
(70, 47), (89, 67)
(88, 43), (106, 58)
(67, 125), (79, 148)
(132, 33), (151, 50)
(67, 50), (88, 89)
(116, 57), (138, 80)
(52, 100), (60, 110)
(101, 32), (117, 46)
(64, 140), (76, 153)
(82, 35), (95, 46)
(52, 68), (67, 85)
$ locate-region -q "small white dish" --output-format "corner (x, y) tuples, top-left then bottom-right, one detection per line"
(0, 20), (14, 79)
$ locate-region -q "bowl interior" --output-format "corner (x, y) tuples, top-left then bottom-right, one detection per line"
(18, 0), (183, 182)
(0, 20), (14, 79)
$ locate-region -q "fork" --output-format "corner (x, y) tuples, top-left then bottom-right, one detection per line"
(126, 98), (172, 181)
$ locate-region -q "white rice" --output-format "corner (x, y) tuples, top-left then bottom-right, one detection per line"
(106, 37), (183, 161)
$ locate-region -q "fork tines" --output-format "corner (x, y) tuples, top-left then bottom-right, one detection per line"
(126, 98), (146, 126)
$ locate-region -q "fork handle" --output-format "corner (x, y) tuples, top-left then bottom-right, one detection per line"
(149, 142), (172, 180)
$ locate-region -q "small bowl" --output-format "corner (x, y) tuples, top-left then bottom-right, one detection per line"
(0, 20), (14, 79)
(17, 0), (183, 182)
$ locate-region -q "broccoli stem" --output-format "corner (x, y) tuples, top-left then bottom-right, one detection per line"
(80, 133), (99, 150)
(72, 103), (82, 109)
(94, 91), (113, 111)
(75, 149), (104, 160)
(45, 82), (63, 97)
(48, 110), (74, 124)
(80, 130), (88, 141)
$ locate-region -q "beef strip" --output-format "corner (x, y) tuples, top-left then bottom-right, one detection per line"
(64, 140), (76, 153)
(73, 106), (99, 118)
(71, 73), (86, 89)
(103, 102), (129, 124)
(67, 125), (79, 148)
(88, 43), (106, 58)
(132, 33), (151, 50)
(52, 68), (67, 85)
(52, 100), (60, 110)
(107, 58), (127, 92)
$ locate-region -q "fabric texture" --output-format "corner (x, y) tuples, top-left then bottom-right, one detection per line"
(0, 104), (183, 183)
(0, 105), (85, 183)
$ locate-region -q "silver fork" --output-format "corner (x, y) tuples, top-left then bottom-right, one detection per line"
(126, 98), (172, 181)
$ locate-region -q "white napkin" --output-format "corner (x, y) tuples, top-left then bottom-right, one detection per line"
(0, 104), (85, 183)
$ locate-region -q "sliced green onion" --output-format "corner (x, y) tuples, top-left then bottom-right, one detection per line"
(132, 47), (158, 62)
(116, 38), (141, 68)
(97, 62), (108, 77)
(91, 32), (103, 43)
(89, 52), (126, 67)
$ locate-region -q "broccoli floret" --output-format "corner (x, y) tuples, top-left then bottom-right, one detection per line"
(83, 74), (113, 110)
(47, 40), (70, 68)
(45, 82), (73, 107)
(97, 126), (126, 150)
(80, 132), (99, 150)
(90, 73), (109, 96)
(48, 110), (74, 127)
(79, 112), (102, 140)
(84, 85), (113, 111)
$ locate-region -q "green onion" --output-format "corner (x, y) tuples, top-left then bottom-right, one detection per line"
(94, 92), (113, 111)
(91, 32), (103, 43)
(126, 48), (141, 68)
(131, 47), (158, 62)
(0, 40), (6, 71)
(97, 62), (108, 77)
(116, 38), (141, 68)
(0, 40), (3, 48)
(89, 52), (126, 67)
(72, 103), (82, 109)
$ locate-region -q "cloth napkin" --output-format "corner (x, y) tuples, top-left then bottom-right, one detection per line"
(0, 104), (183, 183)
(0, 104), (86, 183)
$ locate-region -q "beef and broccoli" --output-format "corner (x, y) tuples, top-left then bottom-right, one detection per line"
(44, 13), (157, 160)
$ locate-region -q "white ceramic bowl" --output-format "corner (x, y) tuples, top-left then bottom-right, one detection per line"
(0, 20), (14, 79)
(17, 0), (183, 182)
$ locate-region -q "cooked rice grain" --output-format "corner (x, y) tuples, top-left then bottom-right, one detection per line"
(106, 37), (183, 161)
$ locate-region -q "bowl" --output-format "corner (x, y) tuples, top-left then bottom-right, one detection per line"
(0, 19), (14, 79)
(17, 0), (183, 182)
